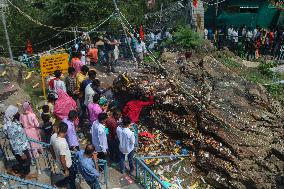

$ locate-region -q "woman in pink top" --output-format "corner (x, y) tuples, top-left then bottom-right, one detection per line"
(54, 89), (77, 120)
(71, 52), (84, 75)
(20, 102), (42, 158)
(88, 94), (102, 125)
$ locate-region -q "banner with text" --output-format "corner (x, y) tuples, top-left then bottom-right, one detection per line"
(40, 53), (69, 77)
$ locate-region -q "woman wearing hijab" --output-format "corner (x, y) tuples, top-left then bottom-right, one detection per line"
(4, 105), (36, 179)
(20, 102), (42, 158)
(54, 89), (78, 121)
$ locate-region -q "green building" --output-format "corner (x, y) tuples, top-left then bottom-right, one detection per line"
(205, 0), (281, 29)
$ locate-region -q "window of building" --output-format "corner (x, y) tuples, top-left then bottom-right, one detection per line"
(240, 6), (259, 13)
(225, 6), (259, 13)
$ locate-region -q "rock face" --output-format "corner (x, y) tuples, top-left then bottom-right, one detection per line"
(0, 59), (30, 120)
(118, 52), (284, 188)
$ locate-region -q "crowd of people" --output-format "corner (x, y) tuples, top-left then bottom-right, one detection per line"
(3, 49), (155, 188)
(204, 25), (284, 61)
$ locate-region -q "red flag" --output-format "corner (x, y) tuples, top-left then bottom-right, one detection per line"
(139, 24), (145, 41)
(193, 0), (198, 8)
(26, 40), (33, 55)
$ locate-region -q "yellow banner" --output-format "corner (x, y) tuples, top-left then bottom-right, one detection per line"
(40, 53), (69, 77)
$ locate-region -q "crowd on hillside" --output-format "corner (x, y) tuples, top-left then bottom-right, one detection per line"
(19, 27), (173, 70)
(204, 26), (284, 61)
(3, 39), (156, 188)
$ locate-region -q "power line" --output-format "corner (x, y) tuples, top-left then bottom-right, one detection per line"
(203, 0), (226, 6)
(30, 13), (115, 58)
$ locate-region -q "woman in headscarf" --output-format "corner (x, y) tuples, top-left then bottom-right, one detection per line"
(4, 105), (36, 179)
(53, 89), (78, 126)
(20, 102), (42, 158)
(54, 89), (78, 120)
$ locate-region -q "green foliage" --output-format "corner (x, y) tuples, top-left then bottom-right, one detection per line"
(0, 0), (179, 57)
(144, 50), (161, 66)
(245, 62), (284, 102)
(258, 61), (277, 78)
(214, 51), (242, 69)
(265, 83), (283, 96)
(172, 25), (204, 50)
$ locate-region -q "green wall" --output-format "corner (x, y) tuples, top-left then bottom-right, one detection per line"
(205, 0), (280, 29)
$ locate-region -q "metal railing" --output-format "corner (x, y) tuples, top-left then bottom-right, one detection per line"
(135, 155), (189, 189)
(27, 138), (109, 187)
(0, 130), (108, 188)
(0, 172), (56, 189)
(27, 138), (57, 175)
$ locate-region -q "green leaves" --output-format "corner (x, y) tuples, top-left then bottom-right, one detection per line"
(173, 25), (204, 50)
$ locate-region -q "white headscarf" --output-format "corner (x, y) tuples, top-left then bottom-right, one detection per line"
(3, 105), (19, 131)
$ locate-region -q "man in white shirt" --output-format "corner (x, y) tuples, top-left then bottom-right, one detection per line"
(84, 83), (95, 106)
(50, 70), (66, 98)
(204, 28), (208, 40)
(246, 29), (253, 42)
(91, 113), (108, 160)
(50, 122), (76, 189)
(135, 38), (147, 68)
(233, 29), (239, 43)
(227, 26), (233, 41)
(118, 117), (135, 174)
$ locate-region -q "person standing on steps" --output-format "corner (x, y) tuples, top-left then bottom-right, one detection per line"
(105, 109), (122, 164)
(117, 116), (135, 174)
(65, 67), (77, 99)
(50, 122), (76, 189)
(63, 110), (80, 151)
(91, 113), (108, 160)
(104, 34), (119, 73)
(135, 38), (147, 68)
(5, 105), (37, 179)
(76, 144), (101, 189)
(71, 52), (84, 75)
(88, 94), (103, 126)
(20, 102), (42, 158)
(88, 44), (99, 66)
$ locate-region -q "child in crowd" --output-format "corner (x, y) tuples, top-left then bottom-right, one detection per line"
(41, 105), (53, 143)
(46, 93), (56, 114)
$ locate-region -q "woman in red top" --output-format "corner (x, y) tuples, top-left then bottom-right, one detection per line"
(122, 91), (154, 124)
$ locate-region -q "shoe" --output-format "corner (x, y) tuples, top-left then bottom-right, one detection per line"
(7, 169), (19, 176)
(111, 163), (117, 167)
(25, 173), (38, 180)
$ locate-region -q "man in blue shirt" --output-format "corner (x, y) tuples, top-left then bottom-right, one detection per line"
(76, 144), (101, 189)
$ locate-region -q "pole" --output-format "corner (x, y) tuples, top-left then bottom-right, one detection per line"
(185, 0), (190, 25)
(112, 0), (137, 66)
(215, 0), (219, 17)
(1, 7), (13, 61)
(73, 27), (77, 45)
(160, 3), (163, 29)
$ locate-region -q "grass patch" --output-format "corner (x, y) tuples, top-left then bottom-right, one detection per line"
(214, 51), (242, 69)
(24, 85), (44, 107)
(244, 65), (284, 103)
(223, 58), (242, 68)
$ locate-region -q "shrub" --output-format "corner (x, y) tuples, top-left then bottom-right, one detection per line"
(172, 25), (204, 50)
(258, 61), (277, 78)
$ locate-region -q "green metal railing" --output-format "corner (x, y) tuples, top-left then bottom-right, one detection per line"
(0, 129), (108, 188)
(0, 173), (56, 189)
(135, 155), (189, 189)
